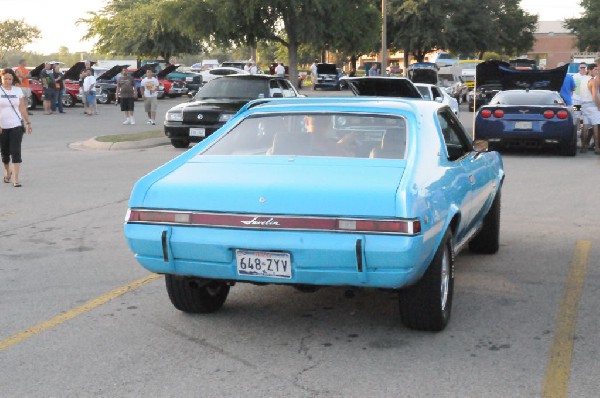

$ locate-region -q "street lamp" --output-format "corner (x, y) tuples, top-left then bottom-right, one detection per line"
(382, 0), (387, 75)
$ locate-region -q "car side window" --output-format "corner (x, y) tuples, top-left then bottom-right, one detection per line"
(278, 80), (294, 97)
(431, 86), (442, 99)
(437, 109), (472, 161)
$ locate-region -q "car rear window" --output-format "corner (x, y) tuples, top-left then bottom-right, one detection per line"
(489, 91), (564, 105)
(196, 78), (269, 99)
(202, 113), (408, 159)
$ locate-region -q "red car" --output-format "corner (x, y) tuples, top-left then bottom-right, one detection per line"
(27, 62), (86, 109)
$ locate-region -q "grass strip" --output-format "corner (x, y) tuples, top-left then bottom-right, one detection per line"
(95, 130), (164, 143)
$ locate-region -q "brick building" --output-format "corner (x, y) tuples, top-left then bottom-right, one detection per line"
(526, 21), (578, 68)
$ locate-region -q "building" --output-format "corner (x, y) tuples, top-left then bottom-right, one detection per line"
(527, 21), (578, 68)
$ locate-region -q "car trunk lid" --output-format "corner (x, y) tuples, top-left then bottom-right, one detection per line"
(141, 158), (406, 217)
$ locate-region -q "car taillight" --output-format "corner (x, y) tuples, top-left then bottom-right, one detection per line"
(493, 109), (504, 118)
(557, 110), (568, 119)
(126, 209), (421, 236)
(543, 110), (555, 119)
(481, 109), (492, 118)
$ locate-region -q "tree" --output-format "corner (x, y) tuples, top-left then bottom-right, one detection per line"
(565, 0), (600, 52)
(173, 0), (380, 85)
(387, 0), (450, 66)
(79, 0), (202, 62)
(445, 0), (536, 59)
(0, 19), (41, 66)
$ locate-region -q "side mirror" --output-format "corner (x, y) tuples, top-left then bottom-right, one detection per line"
(473, 139), (489, 152)
(434, 96), (443, 103)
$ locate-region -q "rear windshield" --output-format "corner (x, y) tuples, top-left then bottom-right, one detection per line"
(196, 78), (268, 99)
(202, 113), (408, 159)
(489, 91), (565, 105)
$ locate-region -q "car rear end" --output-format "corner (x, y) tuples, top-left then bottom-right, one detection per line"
(475, 102), (576, 153)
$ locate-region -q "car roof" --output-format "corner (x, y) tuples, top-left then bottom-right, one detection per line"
(240, 96), (443, 116)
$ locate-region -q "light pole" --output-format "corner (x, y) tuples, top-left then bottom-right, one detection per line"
(381, 0), (387, 75)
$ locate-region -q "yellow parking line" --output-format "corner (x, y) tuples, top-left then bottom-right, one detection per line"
(0, 273), (162, 351)
(541, 240), (591, 398)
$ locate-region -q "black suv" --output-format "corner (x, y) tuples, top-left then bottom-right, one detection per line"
(164, 74), (302, 148)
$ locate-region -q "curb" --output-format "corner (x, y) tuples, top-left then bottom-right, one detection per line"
(70, 136), (170, 151)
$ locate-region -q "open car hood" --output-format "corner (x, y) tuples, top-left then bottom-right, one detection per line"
(476, 60), (567, 91)
(343, 77), (422, 98)
(316, 63), (338, 75)
(131, 63), (158, 79)
(97, 65), (130, 80)
(408, 68), (438, 85)
(157, 64), (180, 78)
(62, 61), (94, 81)
(29, 63), (46, 79)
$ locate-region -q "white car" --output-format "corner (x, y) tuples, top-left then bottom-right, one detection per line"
(200, 67), (249, 84)
(414, 83), (460, 116)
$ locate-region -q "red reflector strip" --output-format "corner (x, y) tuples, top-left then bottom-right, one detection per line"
(127, 209), (421, 235)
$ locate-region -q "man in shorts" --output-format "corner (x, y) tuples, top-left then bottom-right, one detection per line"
(116, 67), (137, 124)
(140, 69), (159, 125)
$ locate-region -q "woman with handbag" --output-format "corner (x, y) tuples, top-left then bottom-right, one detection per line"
(0, 68), (32, 187)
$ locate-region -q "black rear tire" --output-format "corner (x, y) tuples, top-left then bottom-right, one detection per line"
(399, 230), (454, 331)
(166, 275), (230, 313)
(560, 129), (577, 156)
(469, 189), (501, 254)
(171, 139), (190, 148)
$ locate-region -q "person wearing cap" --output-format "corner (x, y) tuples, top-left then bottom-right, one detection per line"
(40, 62), (56, 114)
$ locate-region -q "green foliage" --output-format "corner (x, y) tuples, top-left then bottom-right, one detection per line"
(78, 0), (202, 61)
(565, 0), (600, 52)
(0, 19), (41, 66)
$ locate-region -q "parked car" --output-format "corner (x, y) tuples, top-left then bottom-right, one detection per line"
(220, 60), (248, 69)
(433, 52), (458, 68)
(199, 67), (249, 87)
(60, 61), (90, 108)
(474, 61), (576, 155)
(407, 62), (439, 85)
(94, 64), (130, 104)
(164, 74), (302, 148)
(165, 66), (203, 96)
(154, 64), (189, 98)
(314, 63), (342, 90)
(414, 83), (459, 116)
(124, 96), (504, 332)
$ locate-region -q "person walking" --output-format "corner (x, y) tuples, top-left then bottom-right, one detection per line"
(0, 68), (32, 187)
(14, 59), (32, 115)
(53, 64), (65, 114)
(82, 69), (97, 116)
(40, 62), (56, 115)
(116, 67), (137, 124)
(140, 69), (159, 125)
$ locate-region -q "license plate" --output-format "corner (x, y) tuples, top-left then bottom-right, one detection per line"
(236, 249), (291, 279)
(515, 121), (532, 129)
(190, 128), (205, 137)
(186, 77), (193, 81)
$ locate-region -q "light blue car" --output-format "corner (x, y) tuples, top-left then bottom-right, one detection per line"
(124, 97), (504, 331)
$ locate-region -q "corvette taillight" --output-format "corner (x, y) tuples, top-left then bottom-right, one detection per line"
(543, 110), (555, 119)
(126, 209), (421, 236)
(557, 110), (568, 119)
(493, 109), (504, 118)
(481, 109), (492, 118)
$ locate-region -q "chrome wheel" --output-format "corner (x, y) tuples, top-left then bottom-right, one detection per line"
(440, 245), (450, 311)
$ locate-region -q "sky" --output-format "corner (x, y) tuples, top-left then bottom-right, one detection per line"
(6, 0), (586, 55)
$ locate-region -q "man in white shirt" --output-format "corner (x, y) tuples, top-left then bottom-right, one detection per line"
(275, 63), (285, 77)
(140, 69), (159, 125)
(82, 69), (97, 116)
(310, 60), (318, 90)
